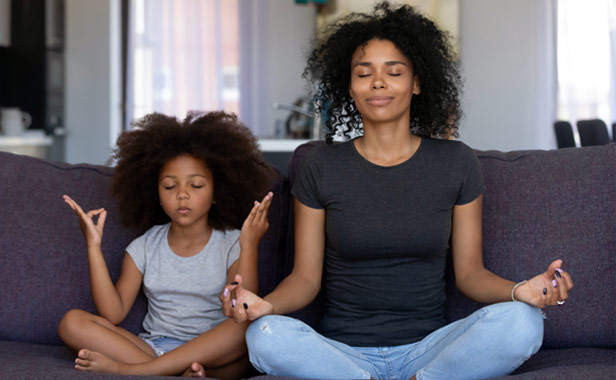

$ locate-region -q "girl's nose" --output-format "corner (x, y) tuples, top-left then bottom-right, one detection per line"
(177, 190), (189, 200)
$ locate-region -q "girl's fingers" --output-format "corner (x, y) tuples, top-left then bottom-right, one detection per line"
(97, 210), (107, 230)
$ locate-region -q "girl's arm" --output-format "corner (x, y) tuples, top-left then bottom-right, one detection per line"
(222, 199), (325, 321)
(451, 195), (573, 307)
(225, 192), (273, 294)
(63, 195), (143, 324)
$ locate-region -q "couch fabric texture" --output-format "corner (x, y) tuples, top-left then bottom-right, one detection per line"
(0, 141), (614, 379)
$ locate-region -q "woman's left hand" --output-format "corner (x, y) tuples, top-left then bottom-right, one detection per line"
(514, 259), (573, 308)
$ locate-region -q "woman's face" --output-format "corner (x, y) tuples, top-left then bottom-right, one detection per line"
(349, 38), (420, 128)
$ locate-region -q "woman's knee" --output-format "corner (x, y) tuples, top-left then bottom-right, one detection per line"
(246, 316), (304, 363)
(491, 302), (544, 355)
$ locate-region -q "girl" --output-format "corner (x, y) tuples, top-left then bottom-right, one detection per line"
(58, 111), (274, 379)
(222, 3), (574, 380)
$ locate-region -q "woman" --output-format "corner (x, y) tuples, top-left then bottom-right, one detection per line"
(222, 3), (573, 379)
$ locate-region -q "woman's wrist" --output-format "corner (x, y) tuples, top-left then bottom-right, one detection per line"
(511, 280), (528, 302)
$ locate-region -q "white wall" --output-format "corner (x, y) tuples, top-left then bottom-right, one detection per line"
(458, 0), (556, 151)
(65, 0), (121, 165)
(241, 1), (316, 138)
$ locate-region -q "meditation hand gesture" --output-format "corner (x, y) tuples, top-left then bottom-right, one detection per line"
(514, 259), (573, 308)
(239, 192), (273, 249)
(221, 274), (274, 322)
(63, 195), (107, 248)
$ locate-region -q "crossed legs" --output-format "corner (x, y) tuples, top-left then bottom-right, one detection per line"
(58, 309), (251, 379)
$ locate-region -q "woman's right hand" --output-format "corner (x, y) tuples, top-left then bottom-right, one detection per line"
(63, 195), (107, 247)
(220, 274), (274, 322)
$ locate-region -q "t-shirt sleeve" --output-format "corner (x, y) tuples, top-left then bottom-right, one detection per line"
(126, 234), (146, 274)
(455, 143), (486, 205)
(225, 231), (241, 270)
(291, 149), (324, 209)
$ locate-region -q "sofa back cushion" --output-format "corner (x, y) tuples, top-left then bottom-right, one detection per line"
(0, 152), (287, 346)
(446, 144), (615, 349)
(0, 152), (145, 345)
(287, 142), (615, 349)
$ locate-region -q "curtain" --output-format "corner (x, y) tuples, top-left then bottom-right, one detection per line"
(557, 0), (616, 138)
(126, 0), (239, 128)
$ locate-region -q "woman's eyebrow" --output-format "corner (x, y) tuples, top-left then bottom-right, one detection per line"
(353, 60), (408, 67)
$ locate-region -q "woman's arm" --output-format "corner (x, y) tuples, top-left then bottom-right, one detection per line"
(222, 199), (325, 320)
(452, 195), (573, 307)
(63, 195), (142, 324)
(264, 199), (325, 315)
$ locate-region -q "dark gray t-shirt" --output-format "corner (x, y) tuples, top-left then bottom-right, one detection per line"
(292, 138), (485, 347)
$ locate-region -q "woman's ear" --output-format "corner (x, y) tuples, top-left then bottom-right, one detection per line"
(413, 75), (421, 95)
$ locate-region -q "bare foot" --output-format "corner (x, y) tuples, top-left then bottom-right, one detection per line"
(182, 362), (206, 378)
(74, 349), (122, 374)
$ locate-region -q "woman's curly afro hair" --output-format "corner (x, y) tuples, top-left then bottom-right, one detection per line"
(304, 1), (462, 142)
(111, 111), (275, 233)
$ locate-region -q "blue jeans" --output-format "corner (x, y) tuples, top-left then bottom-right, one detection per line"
(140, 336), (186, 357)
(246, 302), (544, 380)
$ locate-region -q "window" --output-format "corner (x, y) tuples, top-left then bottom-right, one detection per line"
(127, 0), (239, 127)
(556, 0), (616, 130)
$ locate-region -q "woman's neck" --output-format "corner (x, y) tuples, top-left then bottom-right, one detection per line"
(358, 123), (419, 166)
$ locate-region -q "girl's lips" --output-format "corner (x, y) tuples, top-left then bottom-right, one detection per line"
(177, 207), (191, 215)
(366, 96), (393, 106)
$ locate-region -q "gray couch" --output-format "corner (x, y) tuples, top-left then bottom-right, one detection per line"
(0, 141), (614, 379)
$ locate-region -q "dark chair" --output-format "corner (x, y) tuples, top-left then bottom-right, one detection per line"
(577, 119), (610, 146)
(553, 121), (576, 148)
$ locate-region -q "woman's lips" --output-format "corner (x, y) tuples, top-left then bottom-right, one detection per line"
(366, 96), (393, 106)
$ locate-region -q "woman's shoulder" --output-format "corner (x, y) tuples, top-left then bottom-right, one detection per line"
(302, 140), (355, 164)
(420, 137), (477, 159)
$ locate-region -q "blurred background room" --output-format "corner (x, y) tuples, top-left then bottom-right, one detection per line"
(0, 0), (614, 172)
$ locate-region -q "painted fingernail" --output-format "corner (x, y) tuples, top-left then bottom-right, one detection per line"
(243, 303), (248, 310)
(552, 279), (558, 287)
(224, 288), (229, 297)
(231, 299), (236, 307)
(555, 268), (563, 273)
(555, 270), (562, 278)
(230, 281), (238, 285)
(543, 288), (548, 295)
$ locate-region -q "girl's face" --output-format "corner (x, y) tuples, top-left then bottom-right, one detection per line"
(349, 38), (420, 128)
(158, 155), (214, 229)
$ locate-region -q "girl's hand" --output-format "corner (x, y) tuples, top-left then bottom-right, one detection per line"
(239, 192), (273, 249)
(515, 259), (574, 308)
(220, 274), (274, 322)
(63, 195), (107, 248)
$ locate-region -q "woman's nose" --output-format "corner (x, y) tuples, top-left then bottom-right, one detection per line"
(371, 75), (386, 89)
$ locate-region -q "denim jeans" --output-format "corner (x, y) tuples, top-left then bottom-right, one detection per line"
(246, 302), (544, 380)
(140, 336), (186, 357)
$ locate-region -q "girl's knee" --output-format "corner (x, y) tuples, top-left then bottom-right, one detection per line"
(58, 309), (95, 340)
